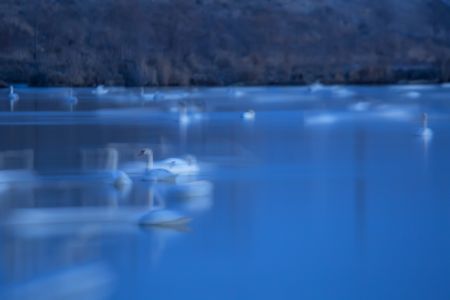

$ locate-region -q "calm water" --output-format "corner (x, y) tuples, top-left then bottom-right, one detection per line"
(1, 85), (450, 300)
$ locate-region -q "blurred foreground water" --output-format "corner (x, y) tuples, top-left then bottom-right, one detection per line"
(1, 85), (450, 300)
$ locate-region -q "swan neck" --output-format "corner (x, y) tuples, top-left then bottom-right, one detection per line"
(146, 152), (153, 170)
(106, 149), (118, 170)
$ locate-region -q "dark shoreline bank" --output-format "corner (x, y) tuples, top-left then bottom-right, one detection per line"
(2, 0), (450, 88)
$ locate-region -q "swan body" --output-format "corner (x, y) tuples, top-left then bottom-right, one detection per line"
(92, 85), (109, 95)
(139, 209), (191, 227)
(106, 148), (132, 189)
(405, 91), (421, 99)
(242, 110), (256, 120)
(7, 207), (190, 227)
(349, 102), (370, 112)
(228, 88), (245, 98)
(154, 155), (199, 176)
(308, 82), (325, 93)
(8, 86), (19, 102)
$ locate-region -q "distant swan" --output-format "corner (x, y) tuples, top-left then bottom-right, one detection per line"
(8, 86), (19, 102)
(242, 110), (256, 121)
(8, 86), (19, 111)
(92, 85), (109, 96)
(308, 82), (326, 93)
(138, 148), (177, 182)
(417, 113), (433, 140)
(106, 148), (132, 190)
(65, 88), (78, 111)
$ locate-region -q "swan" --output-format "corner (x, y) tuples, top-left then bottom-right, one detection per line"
(308, 82), (326, 93)
(154, 154), (200, 176)
(228, 88), (245, 98)
(417, 113), (433, 140)
(106, 148), (132, 190)
(405, 91), (421, 99)
(8, 86), (19, 111)
(92, 85), (109, 96)
(6, 206), (191, 227)
(242, 110), (256, 121)
(138, 148), (177, 182)
(8, 86), (19, 102)
(65, 88), (78, 111)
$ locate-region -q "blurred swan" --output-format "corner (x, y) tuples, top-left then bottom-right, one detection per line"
(106, 148), (132, 190)
(308, 82), (326, 93)
(8, 86), (19, 111)
(405, 91), (421, 99)
(228, 88), (245, 98)
(154, 154), (200, 176)
(242, 110), (256, 121)
(92, 85), (109, 95)
(417, 113), (433, 140)
(8, 86), (19, 102)
(65, 88), (78, 111)
(138, 148), (176, 182)
(5, 206), (190, 227)
(349, 102), (370, 112)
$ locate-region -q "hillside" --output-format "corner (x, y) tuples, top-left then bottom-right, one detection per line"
(1, 0), (450, 86)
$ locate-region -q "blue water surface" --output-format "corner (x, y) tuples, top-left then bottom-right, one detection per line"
(0, 85), (450, 300)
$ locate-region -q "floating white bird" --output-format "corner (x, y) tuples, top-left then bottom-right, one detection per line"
(65, 88), (78, 111)
(92, 85), (109, 95)
(8, 86), (19, 111)
(139, 209), (191, 227)
(138, 148), (177, 182)
(405, 91), (421, 99)
(8, 86), (19, 102)
(308, 82), (326, 93)
(228, 88), (245, 98)
(106, 148), (132, 190)
(154, 155), (200, 176)
(417, 113), (433, 140)
(242, 110), (256, 121)
(5, 207), (190, 227)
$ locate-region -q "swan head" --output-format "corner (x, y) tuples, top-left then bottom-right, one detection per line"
(9, 86), (14, 94)
(138, 148), (153, 157)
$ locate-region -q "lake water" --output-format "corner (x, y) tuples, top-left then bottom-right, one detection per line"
(1, 85), (450, 300)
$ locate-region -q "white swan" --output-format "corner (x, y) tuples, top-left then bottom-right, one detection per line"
(405, 91), (421, 99)
(8, 86), (19, 102)
(308, 82), (326, 93)
(417, 113), (433, 140)
(92, 85), (109, 96)
(106, 148), (132, 190)
(154, 154), (200, 176)
(8, 86), (19, 111)
(6, 206), (191, 227)
(242, 110), (256, 121)
(138, 148), (177, 182)
(65, 88), (78, 111)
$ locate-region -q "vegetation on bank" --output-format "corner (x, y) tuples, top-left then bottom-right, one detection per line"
(1, 0), (450, 86)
